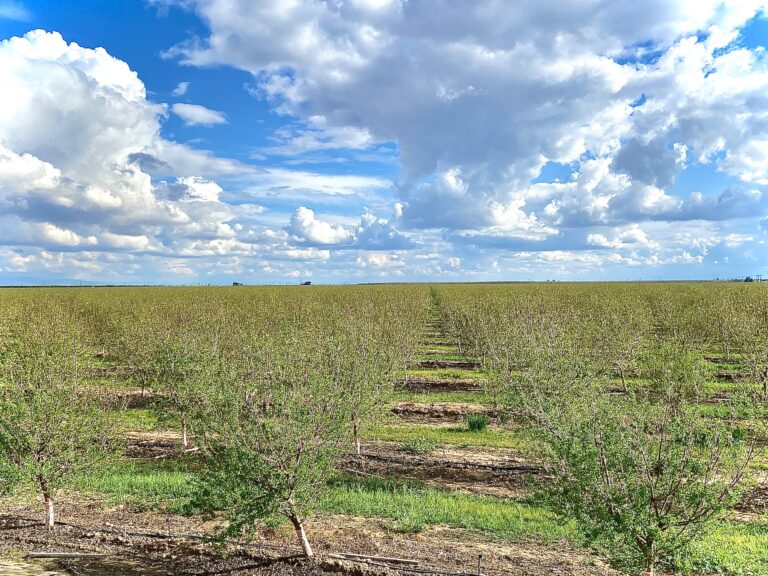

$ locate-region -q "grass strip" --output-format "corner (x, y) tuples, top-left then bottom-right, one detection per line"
(364, 423), (533, 450)
(322, 476), (576, 543)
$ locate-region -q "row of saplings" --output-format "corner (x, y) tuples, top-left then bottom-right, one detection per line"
(0, 307), (760, 576)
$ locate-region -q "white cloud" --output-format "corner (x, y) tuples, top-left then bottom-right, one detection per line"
(0, 30), (250, 265)
(243, 168), (391, 199)
(5, 5), (768, 282)
(99, 232), (153, 251)
(287, 207), (355, 245)
(354, 209), (412, 249)
(284, 247), (331, 260)
(166, 260), (196, 275)
(356, 252), (404, 269)
(171, 102), (227, 126)
(284, 206), (412, 250)
(174, 176), (223, 202)
(171, 81), (190, 96)
(261, 116), (374, 156)
(721, 233), (755, 248)
(0, 145), (60, 194)
(160, 0), (768, 243)
(0, 1), (31, 21)
(587, 224), (661, 251)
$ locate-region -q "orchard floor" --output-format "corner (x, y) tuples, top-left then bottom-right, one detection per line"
(0, 502), (614, 576)
(2, 302), (767, 575)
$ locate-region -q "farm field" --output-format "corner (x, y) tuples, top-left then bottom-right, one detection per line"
(1, 283), (768, 576)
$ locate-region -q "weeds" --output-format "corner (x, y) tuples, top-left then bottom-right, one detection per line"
(465, 413), (489, 432)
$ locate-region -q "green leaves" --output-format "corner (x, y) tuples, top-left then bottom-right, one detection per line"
(180, 287), (430, 552)
(0, 299), (117, 521)
(432, 283), (763, 574)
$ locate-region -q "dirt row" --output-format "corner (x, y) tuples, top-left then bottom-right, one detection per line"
(399, 379), (484, 393)
(390, 402), (497, 422)
(0, 504), (614, 576)
(343, 442), (539, 499)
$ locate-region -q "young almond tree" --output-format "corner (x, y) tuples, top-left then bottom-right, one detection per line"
(328, 302), (407, 456)
(115, 303), (162, 399)
(580, 293), (651, 393)
(190, 328), (352, 558)
(731, 291), (768, 395)
(0, 300), (115, 528)
(510, 356), (753, 575)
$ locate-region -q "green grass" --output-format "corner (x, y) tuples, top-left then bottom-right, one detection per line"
(420, 342), (459, 352)
(401, 438), (439, 454)
(322, 476), (576, 542)
(465, 413), (489, 432)
(70, 458), (567, 545)
(364, 423), (532, 450)
(392, 390), (494, 405)
(421, 335), (454, 345)
(71, 460), (194, 513)
(601, 377), (763, 402)
(702, 380), (760, 394)
(116, 408), (163, 431)
(62, 455), (768, 575)
(402, 368), (486, 381)
(416, 352), (474, 362)
(681, 522), (768, 575)
(696, 402), (764, 420)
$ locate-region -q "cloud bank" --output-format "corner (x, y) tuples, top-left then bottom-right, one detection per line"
(2, 1), (768, 282)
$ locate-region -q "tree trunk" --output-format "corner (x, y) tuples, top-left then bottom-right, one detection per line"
(43, 493), (54, 529)
(289, 512), (314, 558)
(352, 419), (361, 456)
(643, 541), (655, 576)
(182, 419), (188, 449)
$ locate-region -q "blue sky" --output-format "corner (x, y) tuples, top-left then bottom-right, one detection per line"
(0, 0), (767, 284)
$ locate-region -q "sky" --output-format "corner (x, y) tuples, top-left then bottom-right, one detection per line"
(0, 1), (767, 285)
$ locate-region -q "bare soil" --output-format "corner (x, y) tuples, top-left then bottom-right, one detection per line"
(714, 370), (745, 382)
(417, 361), (480, 370)
(703, 356), (743, 365)
(343, 442), (542, 499)
(124, 430), (185, 459)
(399, 380), (484, 393)
(390, 402), (497, 423)
(0, 502), (615, 576)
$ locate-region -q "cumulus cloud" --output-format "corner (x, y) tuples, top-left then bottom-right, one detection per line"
(171, 177), (224, 202)
(355, 210), (413, 249)
(356, 252), (404, 270)
(0, 29), (260, 267)
(171, 102), (227, 126)
(5, 2), (768, 282)
(0, 145), (60, 194)
(287, 207), (355, 245)
(587, 224), (661, 251)
(159, 0), (768, 234)
(286, 206), (413, 250)
(613, 138), (685, 188)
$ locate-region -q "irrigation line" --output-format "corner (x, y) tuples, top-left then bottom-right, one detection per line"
(14, 516), (295, 553)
